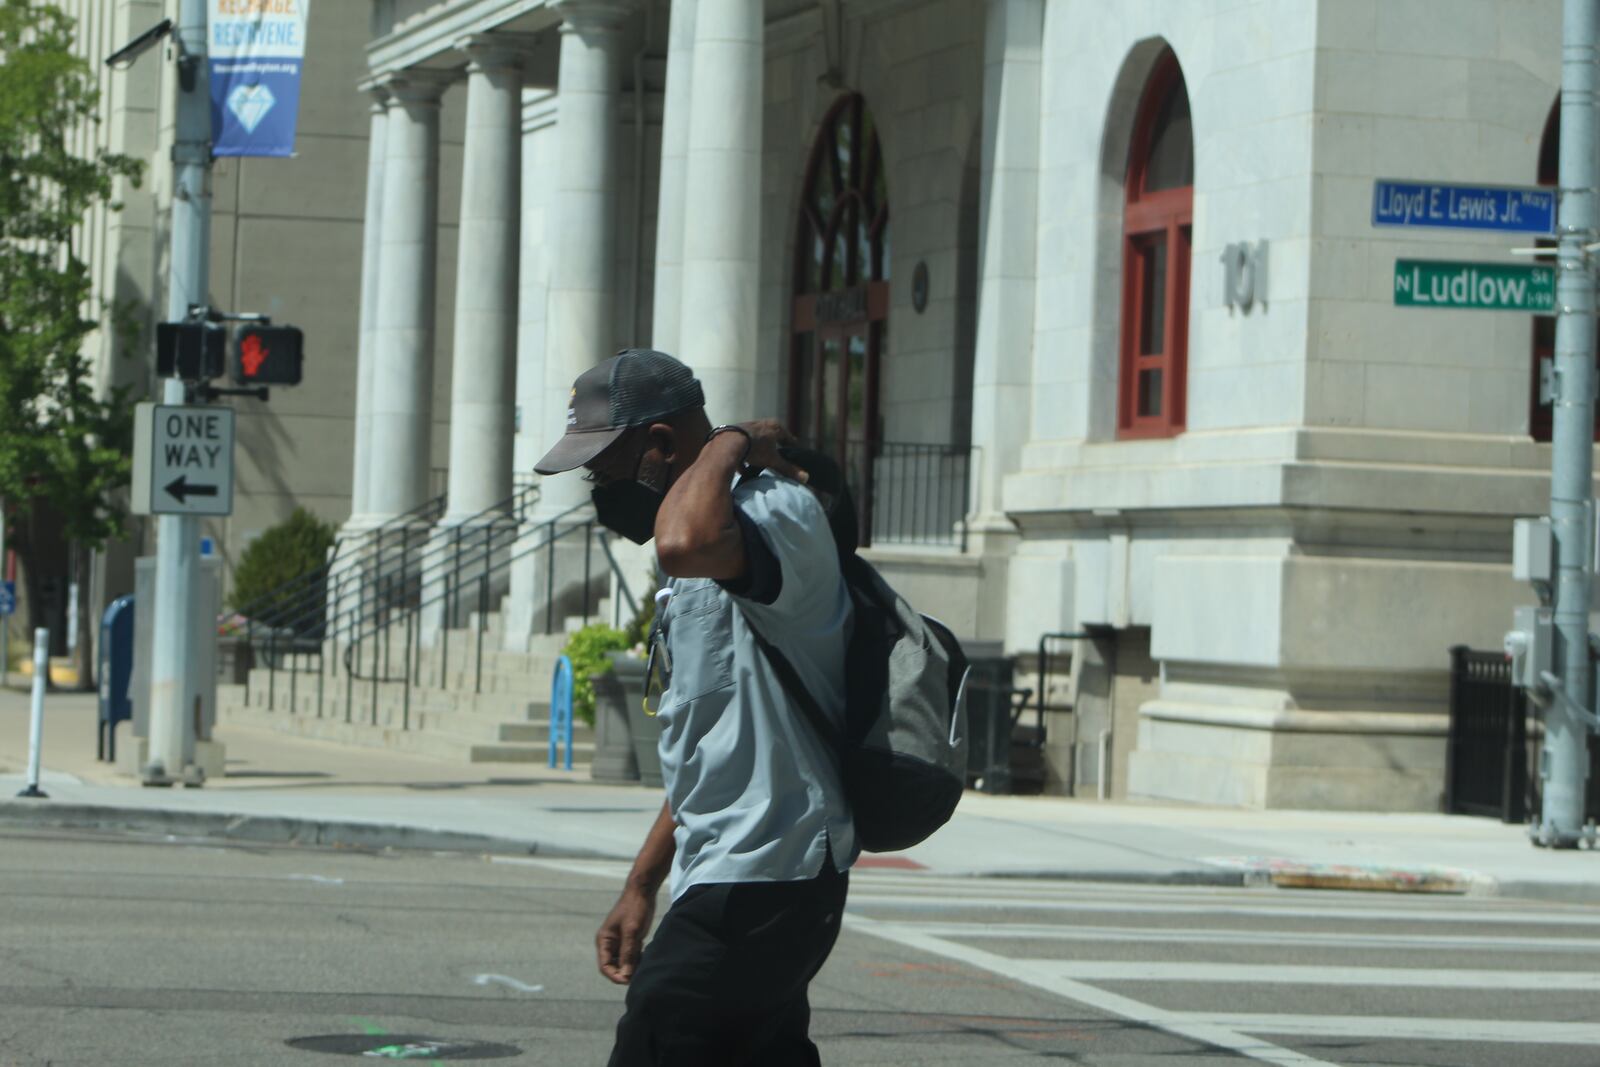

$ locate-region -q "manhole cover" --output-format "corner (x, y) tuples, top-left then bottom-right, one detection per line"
(286, 1035), (521, 1060)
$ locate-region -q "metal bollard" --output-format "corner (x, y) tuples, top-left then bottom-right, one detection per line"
(17, 628), (48, 799)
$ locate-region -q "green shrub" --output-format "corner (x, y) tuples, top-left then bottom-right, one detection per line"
(562, 622), (633, 726)
(228, 507), (338, 633)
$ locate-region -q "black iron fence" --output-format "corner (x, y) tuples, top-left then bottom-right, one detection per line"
(1445, 646), (1531, 821)
(1446, 644), (1600, 823)
(812, 439), (972, 549)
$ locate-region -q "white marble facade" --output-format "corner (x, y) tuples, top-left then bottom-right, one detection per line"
(349, 0), (1576, 811)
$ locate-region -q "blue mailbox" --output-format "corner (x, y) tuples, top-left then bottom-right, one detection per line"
(98, 595), (135, 762)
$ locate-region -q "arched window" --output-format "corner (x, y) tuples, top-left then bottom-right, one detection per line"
(1118, 51), (1192, 439)
(1526, 100), (1600, 442)
(789, 93), (889, 532)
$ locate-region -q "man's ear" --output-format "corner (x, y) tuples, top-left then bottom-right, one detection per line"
(647, 422), (676, 460)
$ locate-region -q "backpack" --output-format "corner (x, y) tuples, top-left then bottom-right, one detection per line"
(751, 451), (971, 853)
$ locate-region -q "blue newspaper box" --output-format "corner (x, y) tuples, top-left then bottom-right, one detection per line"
(98, 595), (135, 762)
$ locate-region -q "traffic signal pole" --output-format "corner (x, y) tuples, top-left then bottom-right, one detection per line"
(144, 0), (211, 786)
(1536, 0), (1599, 846)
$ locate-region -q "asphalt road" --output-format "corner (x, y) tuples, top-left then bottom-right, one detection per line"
(3, 829), (1599, 1066)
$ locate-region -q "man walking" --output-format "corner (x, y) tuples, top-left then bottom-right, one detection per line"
(534, 349), (856, 1066)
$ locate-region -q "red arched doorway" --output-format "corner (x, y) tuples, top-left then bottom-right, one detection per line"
(789, 93), (889, 540)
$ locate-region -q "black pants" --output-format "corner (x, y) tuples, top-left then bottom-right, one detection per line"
(608, 862), (848, 1066)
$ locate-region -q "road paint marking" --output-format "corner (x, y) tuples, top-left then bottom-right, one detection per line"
(473, 974), (544, 995)
(493, 857), (628, 880)
(1178, 1013), (1600, 1046)
(1036, 960), (1600, 990)
(846, 914), (1338, 1067)
(846, 892), (1600, 927)
(882, 920), (1600, 954)
(287, 874), (345, 885)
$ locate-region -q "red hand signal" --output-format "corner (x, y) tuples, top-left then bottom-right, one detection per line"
(240, 333), (268, 377)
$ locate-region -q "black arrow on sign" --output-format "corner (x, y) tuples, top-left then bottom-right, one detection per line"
(164, 476), (219, 504)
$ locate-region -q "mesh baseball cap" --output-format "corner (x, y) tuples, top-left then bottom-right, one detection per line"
(534, 349), (705, 474)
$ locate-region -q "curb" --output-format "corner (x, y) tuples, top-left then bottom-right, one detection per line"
(5, 802), (1599, 905)
(0, 801), (613, 859)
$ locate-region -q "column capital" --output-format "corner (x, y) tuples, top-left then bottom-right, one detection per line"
(376, 68), (455, 107)
(553, 0), (634, 36)
(357, 77), (390, 111)
(454, 32), (540, 73)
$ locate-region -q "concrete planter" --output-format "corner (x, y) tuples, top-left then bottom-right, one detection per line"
(613, 652), (663, 788)
(589, 663), (639, 784)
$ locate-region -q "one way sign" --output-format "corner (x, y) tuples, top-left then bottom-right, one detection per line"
(131, 403), (236, 517)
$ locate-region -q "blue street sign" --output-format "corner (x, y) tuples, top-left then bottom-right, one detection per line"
(0, 580), (14, 617)
(1373, 179), (1556, 235)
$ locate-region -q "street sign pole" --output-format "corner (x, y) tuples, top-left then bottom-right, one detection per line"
(1536, 0), (1598, 848)
(146, 0), (212, 787)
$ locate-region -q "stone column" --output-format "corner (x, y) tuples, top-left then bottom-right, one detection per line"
(443, 39), (523, 524)
(347, 81), (389, 527)
(502, 93), (559, 650)
(962, 0), (1044, 643)
(542, 0), (630, 518)
(678, 0), (761, 422)
(368, 71), (451, 522)
(649, 0), (697, 357)
(969, 0), (1043, 528)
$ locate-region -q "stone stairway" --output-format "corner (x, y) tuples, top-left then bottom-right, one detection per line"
(218, 624), (596, 766)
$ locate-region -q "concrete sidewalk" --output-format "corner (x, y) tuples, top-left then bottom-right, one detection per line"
(3, 685), (1598, 902)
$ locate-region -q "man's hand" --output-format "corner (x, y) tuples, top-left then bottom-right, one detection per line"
(596, 885), (657, 985)
(737, 419), (808, 483)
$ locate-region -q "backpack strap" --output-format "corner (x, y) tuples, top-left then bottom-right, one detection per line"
(746, 622), (845, 752)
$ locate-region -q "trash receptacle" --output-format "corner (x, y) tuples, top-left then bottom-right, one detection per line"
(964, 642), (1016, 794)
(98, 595), (134, 762)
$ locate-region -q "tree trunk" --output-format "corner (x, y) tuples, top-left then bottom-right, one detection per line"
(73, 546), (94, 692)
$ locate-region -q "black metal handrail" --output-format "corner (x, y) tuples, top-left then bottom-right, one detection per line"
(226, 490), (447, 636)
(248, 485), (537, 647)
(239, 484), (532, 711)
(247, 492), (639, 732)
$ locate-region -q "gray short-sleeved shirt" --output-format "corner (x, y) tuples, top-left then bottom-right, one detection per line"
(654, 470), (857, 901)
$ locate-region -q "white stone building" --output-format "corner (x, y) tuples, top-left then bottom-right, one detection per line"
(63, 0), (1581, 810)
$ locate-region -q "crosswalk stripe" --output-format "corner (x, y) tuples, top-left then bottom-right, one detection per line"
(847, 914), (1340, 1067)
(846, 892), (1600, 927)
(883, 919), (1600, 953)
(1035, 960), (1600, 989)
(1176, 1013), (1600, 1046)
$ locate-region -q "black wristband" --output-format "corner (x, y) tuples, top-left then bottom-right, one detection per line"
(706, 424), (753, 465)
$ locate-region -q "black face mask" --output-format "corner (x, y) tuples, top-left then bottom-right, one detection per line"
(592, 477), (664, 545)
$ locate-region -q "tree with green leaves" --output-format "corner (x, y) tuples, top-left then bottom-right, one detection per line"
(0, 0), (144, 687)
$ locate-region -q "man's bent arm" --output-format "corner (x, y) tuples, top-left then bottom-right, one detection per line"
(595, 801), (676, 985)
(654, 432), (748, 580)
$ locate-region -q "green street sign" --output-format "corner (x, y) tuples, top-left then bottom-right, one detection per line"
(1394, 258), (1555, 312)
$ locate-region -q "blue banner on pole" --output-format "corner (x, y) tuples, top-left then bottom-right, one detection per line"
(0, 581), (15, 617)
(1372, 179), (1556, 235)
(208, 0), (310, 158)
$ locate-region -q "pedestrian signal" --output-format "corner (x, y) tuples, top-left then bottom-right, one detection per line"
(156, 321), (226, 380)
(229, 324), (303, 386)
